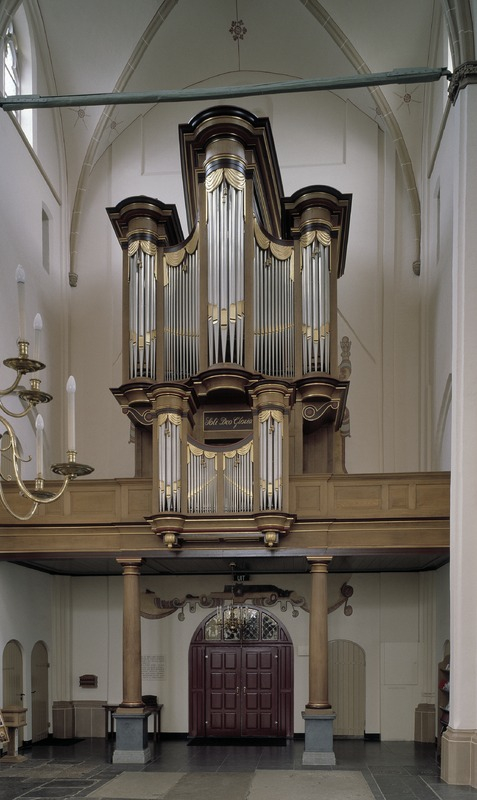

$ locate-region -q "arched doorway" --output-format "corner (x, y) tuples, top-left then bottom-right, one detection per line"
(2, 640), (24, 746)
(189, 605), (293, 739)
(31, 641), (49, 743)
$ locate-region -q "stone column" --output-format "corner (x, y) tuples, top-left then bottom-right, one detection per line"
(441, 75), (477, 787)
(302, 556), (335, 765)
(113, 558), (151, 764)
(118, 559), (144, 708)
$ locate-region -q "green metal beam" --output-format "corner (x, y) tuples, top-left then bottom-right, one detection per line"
(0, 67), (450, 111)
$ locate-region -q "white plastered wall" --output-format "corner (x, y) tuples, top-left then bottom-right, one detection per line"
(66, 570), (439, 739)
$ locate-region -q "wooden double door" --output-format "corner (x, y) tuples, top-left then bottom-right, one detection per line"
(189, 606), (293, 739)
(206, 645), (278, 737)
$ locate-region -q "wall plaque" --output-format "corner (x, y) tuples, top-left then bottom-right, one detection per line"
(142, 654), (166, 681)
(204, 411), (252, 432)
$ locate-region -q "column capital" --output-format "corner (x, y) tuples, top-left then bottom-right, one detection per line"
(307, 556), (333, 573)
(449, 61), (477, 104)
(116, 558), (143, 574)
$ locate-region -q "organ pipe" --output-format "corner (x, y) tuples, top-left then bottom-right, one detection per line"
(157, 412), (182, 512)
(301, 232), (331, 374)
(253, 222), (294, 378)
(258, 410), (283, 511)
(128, 240), (157, 379)
(206, 168), (245, 366)
(163, 227), (200, 381)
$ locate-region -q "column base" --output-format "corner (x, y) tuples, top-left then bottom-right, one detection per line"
(112, 711), (152, 765)
(440, 726), (477, 787)
(301, 710), (336, 766)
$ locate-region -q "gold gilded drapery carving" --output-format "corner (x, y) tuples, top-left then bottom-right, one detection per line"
(223, 440), (254, 460)
(187, 443), (218, 466)
(163, 226), (199, 280)
(258, 409), (284, 426)
(300, 229), (331, 249)
(157, 412), (181, 428)
(128, 240), (157, 256)
(254, 220), (294, 280)
(205, 167), (245, 193)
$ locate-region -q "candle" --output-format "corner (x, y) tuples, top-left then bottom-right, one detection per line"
(16, 265), (26, 342)
(66, 375), (76, 453)
(33, 313), (42, 362)
(35, 414), (44, 478)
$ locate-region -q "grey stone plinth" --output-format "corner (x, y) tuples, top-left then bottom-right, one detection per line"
(302, 710), (336, 766)
(112, 711), (151, 764)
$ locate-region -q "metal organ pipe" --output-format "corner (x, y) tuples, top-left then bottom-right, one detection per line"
(302, 238), (331, 374)
(128, 243), (157, 380)
(253, 231), (294, 377)
(158, 415), (181, 512)
(163, 240), (199, 381)
(206, 166), (245, 367)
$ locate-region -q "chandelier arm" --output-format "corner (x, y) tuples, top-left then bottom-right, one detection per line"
(0, 372), (23, 398)
(0, 415), (70, 507)
(0, 481), (39, 521)
(0, 398), (34, 419)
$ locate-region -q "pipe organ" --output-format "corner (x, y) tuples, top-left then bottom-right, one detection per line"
(109, 107), (351, 547)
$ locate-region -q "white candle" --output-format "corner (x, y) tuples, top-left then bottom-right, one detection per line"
(66, 375), (76, 453)
(33, 313), (43, 362)
(35, 414), (44, 478)
(16, 265), (26, 342)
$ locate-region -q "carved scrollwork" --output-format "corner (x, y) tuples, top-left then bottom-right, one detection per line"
(448, 61), (477, 104)
(141, 580), (354, 619)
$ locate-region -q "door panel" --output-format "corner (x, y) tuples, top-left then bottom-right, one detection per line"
(243, 648), (277, 736)
(206, 647), (241, 736)
(2, 640), (24, 746)
(205, 646), (278, 737)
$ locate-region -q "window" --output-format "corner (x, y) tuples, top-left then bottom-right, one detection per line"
(3, 21), (20, 102)
(2, 8), (34, 144)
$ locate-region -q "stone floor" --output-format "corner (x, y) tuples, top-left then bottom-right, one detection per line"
(0, 737), (476, 800)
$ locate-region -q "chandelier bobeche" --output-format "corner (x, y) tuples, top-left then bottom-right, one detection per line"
(0, 266), (93, 520)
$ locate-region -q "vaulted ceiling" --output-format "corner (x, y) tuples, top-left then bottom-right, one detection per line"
(3, 0), (455, 249)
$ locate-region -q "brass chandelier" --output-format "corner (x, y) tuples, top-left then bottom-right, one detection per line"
(0, 267), (93, 521)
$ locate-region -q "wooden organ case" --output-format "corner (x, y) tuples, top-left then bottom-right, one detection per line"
(108, 106), (352, 548)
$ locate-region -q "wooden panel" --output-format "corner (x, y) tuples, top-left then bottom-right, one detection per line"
(388, 484), (410, 510)
(70, 489), (117, 516)
(294, 485), (324, 513)
(416, 483), (450, 513)
(2, 640), (23, 707)
(334, 485), (382, 511)
(329, 639), (365, 737)
(124, 487), (152, 518)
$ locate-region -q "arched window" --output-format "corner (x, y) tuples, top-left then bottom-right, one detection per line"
(2, 10), (34, 144)
(3, 21), (20, 101)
